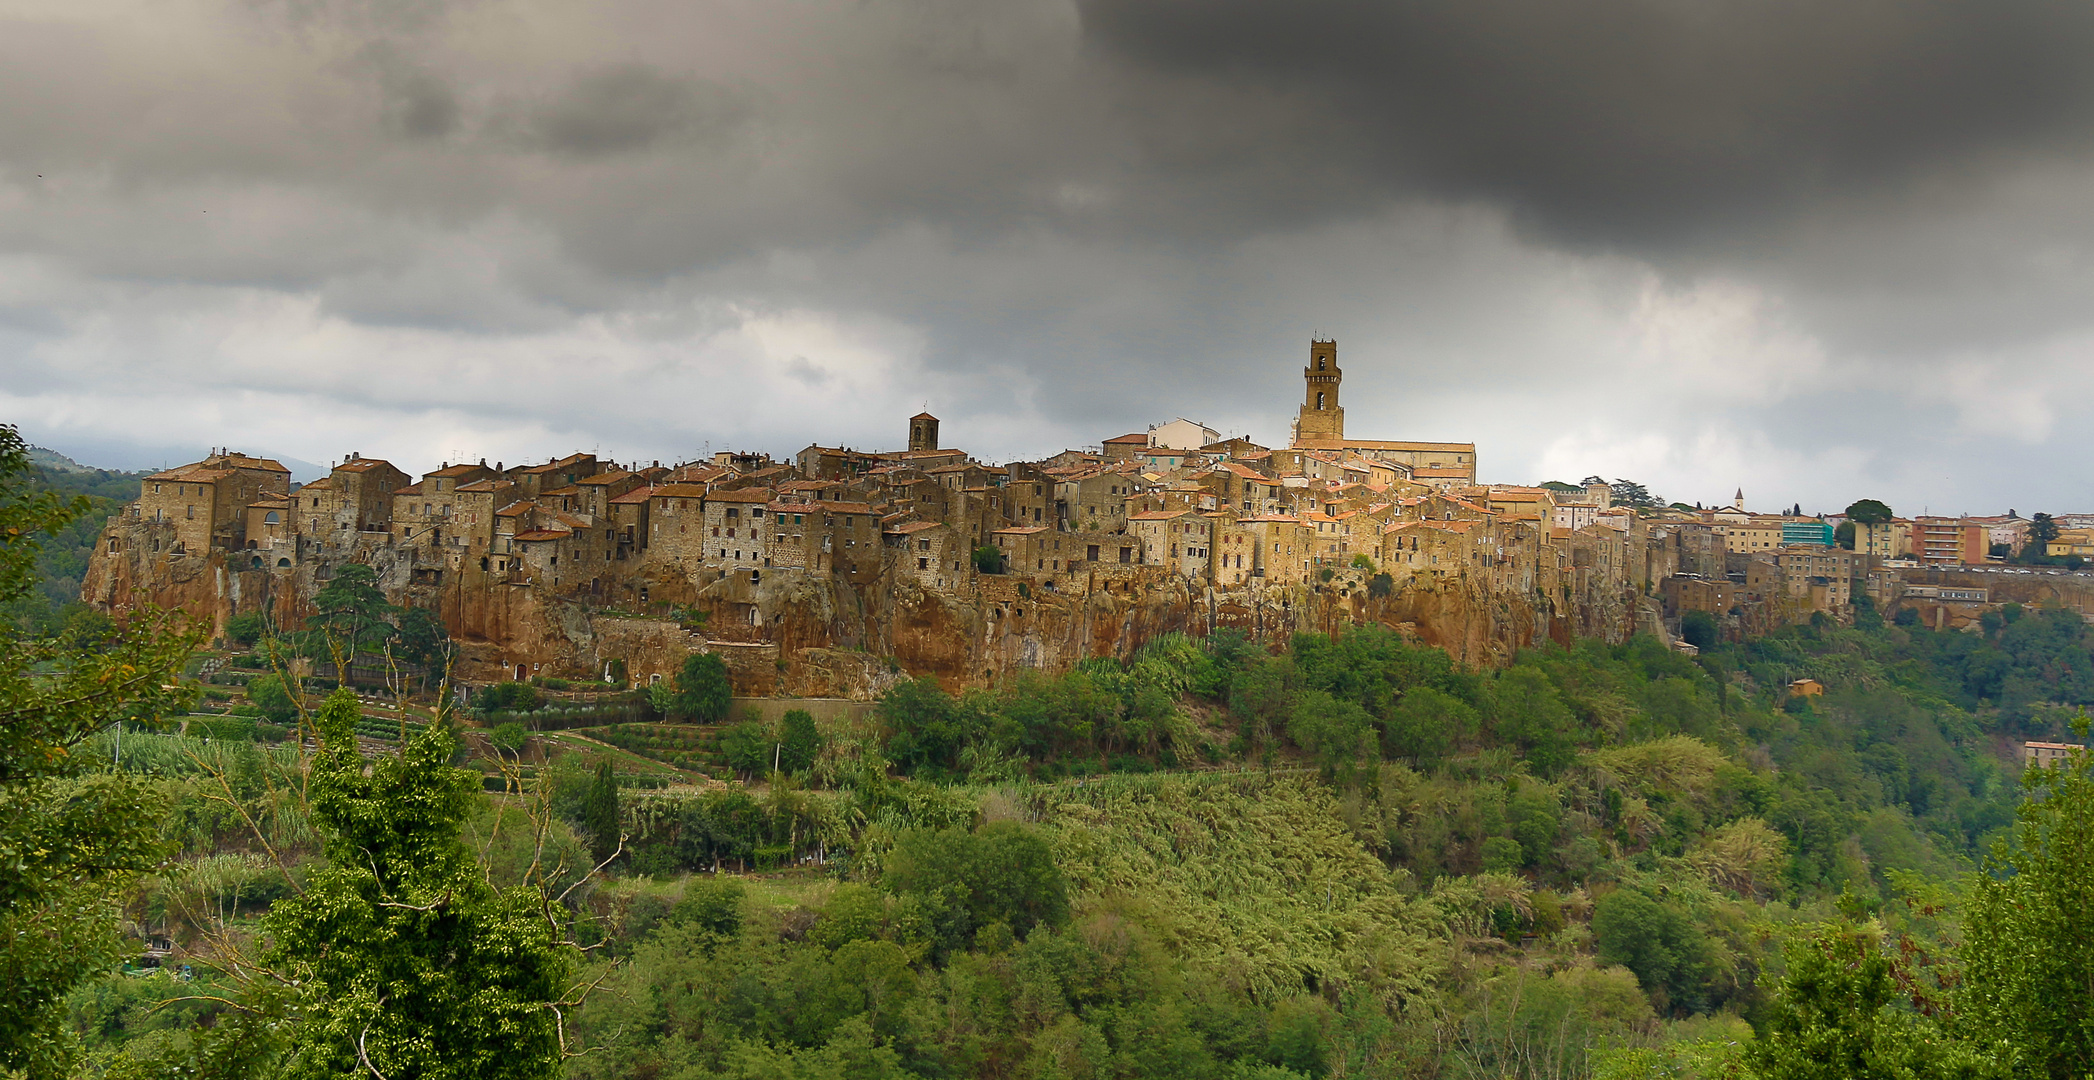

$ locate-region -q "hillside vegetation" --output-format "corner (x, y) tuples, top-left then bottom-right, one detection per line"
(9, 429), (2092, 1078)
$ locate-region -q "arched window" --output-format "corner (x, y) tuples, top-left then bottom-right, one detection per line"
(264, 511), (279, 524)
(251, 555), (263, 569)
(277, 558), (292, 568)
(1317, 358), (1325, 371)
(1316, 392), (1326, 410)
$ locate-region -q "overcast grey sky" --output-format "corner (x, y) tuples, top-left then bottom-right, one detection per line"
(6, 0), (2093, 515)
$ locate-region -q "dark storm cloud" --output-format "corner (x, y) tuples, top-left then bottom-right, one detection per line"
(1078, 0), (2094, 247)
(523, 64), (746, 158)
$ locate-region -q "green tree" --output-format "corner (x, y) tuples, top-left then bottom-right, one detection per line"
(225, 611), (267, 646)
(263, 689), (570, 1079)
(1679, 610), (1719, 651)
(1381, 685), (1477, 765)
(306, 563), (396, 665)
(884, 821), (1068, 951)
(672, 652), (733, 722)
(1746, 924), (1996, 1080)
(490, 721), (529, 757)
(1591, 887), (1713, 1013)
(246, 672), (300, 724)
(1844, 499), (1894, 525)
(878, 677), (979, 774)
(720, 718), (773, 777)
(972, 544), (1004, 574)
(583, 757), (621, 865)
(1610, 479), (1661, 509)
(0, 425), (198, 1079)
(779, 708), (821, 774)
(1959, 731), (2094, 1078)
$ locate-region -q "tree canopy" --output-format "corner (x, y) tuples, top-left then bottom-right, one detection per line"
(0, 424), (199, 1078)
(1843, 499), (1894, 525)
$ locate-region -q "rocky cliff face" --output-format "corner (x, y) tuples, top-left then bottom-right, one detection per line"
(85, 515), (1642, 697)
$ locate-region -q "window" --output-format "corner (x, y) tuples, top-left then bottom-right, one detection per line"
(1317, 392), (1325, 410)
(264, 510), (279, 524)
(918, 557), (929, 570)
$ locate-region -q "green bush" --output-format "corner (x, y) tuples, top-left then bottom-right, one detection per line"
(474, 682), (544, 714)
(246, 673), (299, 723)
(225, 612), (267, 646)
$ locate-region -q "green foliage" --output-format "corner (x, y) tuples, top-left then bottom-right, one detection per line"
(670, 876), (746, 940)
(475, 681), (544, 714)
(883, 820), (1068, 950)
(263, 689), (570, 1079)
(1381, 685), (1478, 765)
(0, 424), (200, 1079)
(245, 673), (298, 723)
(1350, 553), (1374, 570)
(585, 757), (621, 865)
(490, 721), (529, 756)
(1367, 571), (1394, 598)
(1844, 499), (1894, 525)
(721, 719), (774, 777)
(673, 652), (733, 722)
(1747, 923), (1999, 1080)
(1591, 888), (1714, 1014)
(224, 612), (267, 646)
(779, 708), (821, 774)
(1959, 735), (2094, 1077)
(1679, 609), (1718, 650)
(971, 544), (1003, 574)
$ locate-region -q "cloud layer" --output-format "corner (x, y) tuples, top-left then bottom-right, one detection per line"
(4, 0), (2092, 515)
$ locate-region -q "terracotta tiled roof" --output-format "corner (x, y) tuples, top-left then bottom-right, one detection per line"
(706, 487), (774, 503)
(1128, 510), (1190, 521)
(515, 454), (591, 475)
(885, 521), (942, 535)
(575, 470), (636, 486)
(910, 411), (938, 421)
(455, 479), (511, 493)
(148, 464), (233, 482)
(994, 525), (1050, 535)
(610, 487), (658, 505)
(427, 463), (487, 478)
(1103, 433), (1148, 445)
(645, 483), (712, 499)
(333, 458), (398, 473)
(393, 482), (425, 496)
(512, 529), (571, 541)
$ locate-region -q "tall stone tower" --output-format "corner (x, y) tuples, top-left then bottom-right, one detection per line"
(1294, 338), (1344, 446)
(908, 411), (940, 452)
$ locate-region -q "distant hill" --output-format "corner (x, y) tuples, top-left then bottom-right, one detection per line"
(28, 445), (101, 474)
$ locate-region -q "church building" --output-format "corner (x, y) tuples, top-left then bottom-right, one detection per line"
(1288, 338), (1478, 483)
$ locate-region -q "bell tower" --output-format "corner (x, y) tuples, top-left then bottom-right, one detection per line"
(1294, 338), (1344, 446)
(908, 411), (939, 452)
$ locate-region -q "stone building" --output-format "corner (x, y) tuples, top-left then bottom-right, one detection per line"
(1284, 338), (1478, 481)
(137, 450), (292, 556)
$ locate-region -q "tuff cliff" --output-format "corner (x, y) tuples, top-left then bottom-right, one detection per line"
(84, 510), (1634, 697)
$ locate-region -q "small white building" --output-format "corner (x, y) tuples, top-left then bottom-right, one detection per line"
(1148, 417), (1223, 452)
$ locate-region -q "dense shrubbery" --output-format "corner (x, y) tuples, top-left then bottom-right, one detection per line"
(62, 594), (2094, 1078)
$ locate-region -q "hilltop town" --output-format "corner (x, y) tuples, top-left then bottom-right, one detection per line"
(82, 339), (2094, 696)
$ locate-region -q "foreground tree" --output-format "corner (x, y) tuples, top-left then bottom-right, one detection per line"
(1959, 725), (2094, 1078)
(264, 689), (571, 1079)
(0, 424), (197, 1079)
(1746, 923), (1999, 1080)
